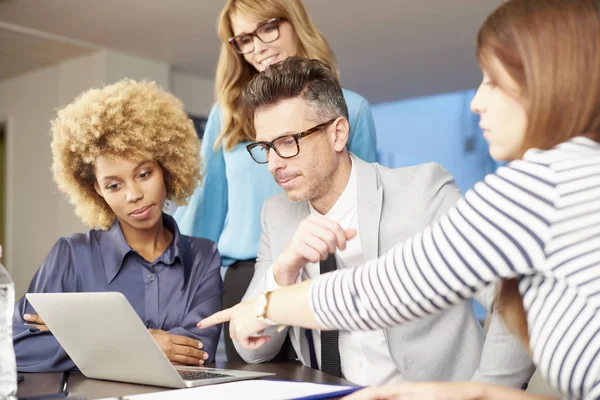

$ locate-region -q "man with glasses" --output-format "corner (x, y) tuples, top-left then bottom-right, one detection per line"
(234, 57), (534, 388)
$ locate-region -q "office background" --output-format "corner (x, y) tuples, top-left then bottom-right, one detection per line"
(2, 2), (565, 395)
(0, 0), (500, 308)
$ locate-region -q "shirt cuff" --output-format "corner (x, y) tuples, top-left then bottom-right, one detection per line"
(265, 264), (283, 292)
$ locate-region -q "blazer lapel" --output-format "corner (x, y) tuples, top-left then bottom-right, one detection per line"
(353, 154), (383, 261)
(351, 154), (383, 262)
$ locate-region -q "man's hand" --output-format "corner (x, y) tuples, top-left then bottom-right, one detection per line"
(24, 313), (49, 332)
(198, 299), (273, 349)
(148, 329), (209, 366)
(274, 214), (356, 286)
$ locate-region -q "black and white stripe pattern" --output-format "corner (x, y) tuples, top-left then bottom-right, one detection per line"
(310, 136), (600, 399)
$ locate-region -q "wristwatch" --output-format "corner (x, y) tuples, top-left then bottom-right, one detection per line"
(256, 290), (279, 326)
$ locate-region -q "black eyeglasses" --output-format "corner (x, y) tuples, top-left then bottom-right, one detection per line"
(246, 119), (336, 164)
(228, 18), (285, 54)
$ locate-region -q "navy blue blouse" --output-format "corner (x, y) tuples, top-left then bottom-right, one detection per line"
(13, 214), (223, 372)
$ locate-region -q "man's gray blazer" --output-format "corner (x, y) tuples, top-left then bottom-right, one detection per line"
(235, 154), (535, 386)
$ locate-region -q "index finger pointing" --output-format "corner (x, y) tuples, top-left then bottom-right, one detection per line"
(197, 308), (234, 329)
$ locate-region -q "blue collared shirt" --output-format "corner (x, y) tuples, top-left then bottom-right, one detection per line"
(13, 214), (222, 372)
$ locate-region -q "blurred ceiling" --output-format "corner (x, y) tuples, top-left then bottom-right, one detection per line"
(0, 0), (501, 103)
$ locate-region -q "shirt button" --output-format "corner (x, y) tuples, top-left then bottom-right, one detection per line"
(148, 273), (156, 282)
(148, 324), (156, 329)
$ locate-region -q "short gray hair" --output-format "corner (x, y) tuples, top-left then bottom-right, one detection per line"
(242, 56), (349, 124)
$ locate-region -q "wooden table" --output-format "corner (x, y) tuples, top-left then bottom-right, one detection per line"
(17, 361), (356, 399)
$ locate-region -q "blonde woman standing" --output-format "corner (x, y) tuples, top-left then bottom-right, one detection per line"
(174, 0), (377, 360)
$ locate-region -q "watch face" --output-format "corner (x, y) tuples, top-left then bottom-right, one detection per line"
(256, 293), (268, 317)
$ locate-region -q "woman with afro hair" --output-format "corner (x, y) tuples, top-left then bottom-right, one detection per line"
(12, 79), (223, 372)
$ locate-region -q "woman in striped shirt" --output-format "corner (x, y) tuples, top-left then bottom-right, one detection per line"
(200, 0), (600, 398)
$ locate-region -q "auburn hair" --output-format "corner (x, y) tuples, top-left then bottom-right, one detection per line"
(476, 0), (600, 347)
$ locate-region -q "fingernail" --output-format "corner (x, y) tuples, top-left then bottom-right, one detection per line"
(199, 360), (204, 365)
(203, 353), (208, 360)
(198, 342), (203, 349)
(24, 314), (30, 319)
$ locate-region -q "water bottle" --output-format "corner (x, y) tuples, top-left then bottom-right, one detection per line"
(0, 245), (17, 399)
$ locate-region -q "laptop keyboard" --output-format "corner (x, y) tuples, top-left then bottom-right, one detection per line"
(178, 370), (233, 381)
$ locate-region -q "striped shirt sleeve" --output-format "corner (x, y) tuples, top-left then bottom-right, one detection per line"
(309, 161), (552, 331)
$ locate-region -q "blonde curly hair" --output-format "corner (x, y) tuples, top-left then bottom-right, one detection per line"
(51, 79), (201, 229)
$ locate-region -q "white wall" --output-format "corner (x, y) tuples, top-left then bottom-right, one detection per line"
(102, 51), (170, 90)
(171, 71), (214, 117)
(0, 66), (61, 298)
(0, 49), (214, 297)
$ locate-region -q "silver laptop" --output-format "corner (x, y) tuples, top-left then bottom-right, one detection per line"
(26, 292), (274, 388)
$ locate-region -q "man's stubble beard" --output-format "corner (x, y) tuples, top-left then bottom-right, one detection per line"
(285, 167), (334, 204)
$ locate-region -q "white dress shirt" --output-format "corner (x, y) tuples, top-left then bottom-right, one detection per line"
(266, 161), (404, 385)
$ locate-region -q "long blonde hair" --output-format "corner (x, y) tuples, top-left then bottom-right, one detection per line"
(215, 0), (338, 150)
(476, 0), (600, 347)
